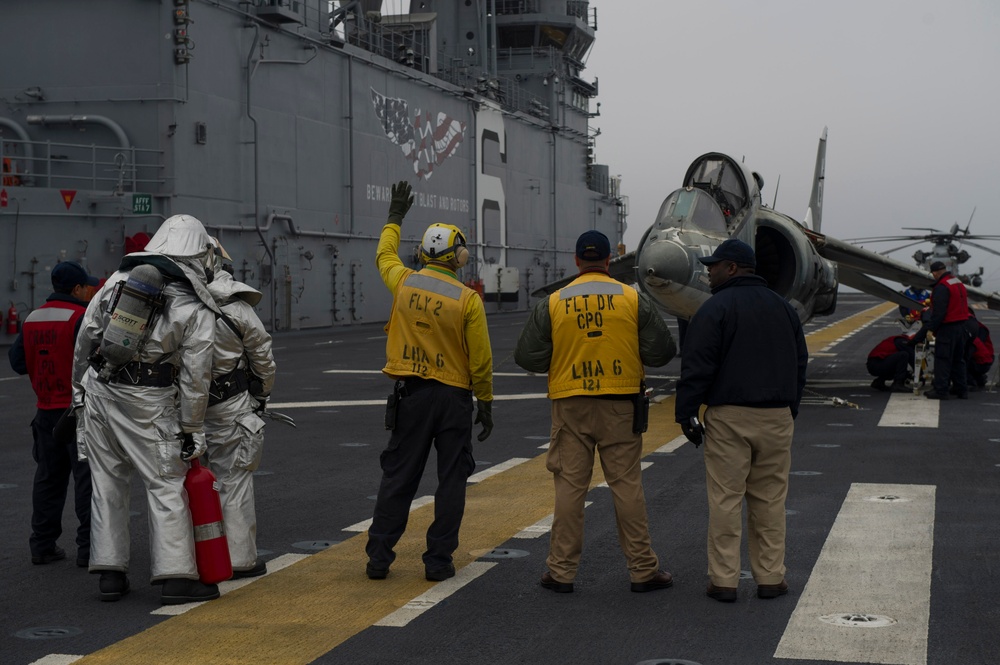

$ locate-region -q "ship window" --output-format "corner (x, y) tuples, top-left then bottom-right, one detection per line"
(498, 26), (536, 49)
(540, 25), (568, 48)
(466, 31), (475, 40)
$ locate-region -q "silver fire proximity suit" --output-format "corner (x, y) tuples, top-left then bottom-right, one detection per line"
(72, 215), (220, 584)
(204, 269), (275, 571)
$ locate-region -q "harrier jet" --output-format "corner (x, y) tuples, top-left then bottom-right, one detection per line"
(535, 128), (1000, 322)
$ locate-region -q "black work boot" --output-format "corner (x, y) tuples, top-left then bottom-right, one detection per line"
(161, 578), (221, 605)
(99, 571), (130, 602)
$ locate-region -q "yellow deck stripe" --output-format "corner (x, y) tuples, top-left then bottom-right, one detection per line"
(805, 301), (896, 354)
(73, 302), (886, 664)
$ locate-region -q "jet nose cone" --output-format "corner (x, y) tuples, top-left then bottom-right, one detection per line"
(637, 239), (692, 285)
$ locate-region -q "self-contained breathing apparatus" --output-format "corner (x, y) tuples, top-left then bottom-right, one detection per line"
(91, 264), (168, 383)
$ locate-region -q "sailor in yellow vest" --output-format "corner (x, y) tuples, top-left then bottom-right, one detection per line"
(515, 230), (677, 593)
(366, 180), (494, 582)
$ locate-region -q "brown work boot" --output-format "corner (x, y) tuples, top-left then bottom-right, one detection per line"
(757, 579), (789, 599)
(706, 582), (738, 602)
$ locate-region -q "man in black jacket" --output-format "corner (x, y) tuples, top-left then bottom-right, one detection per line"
(675, 238), (808, 603)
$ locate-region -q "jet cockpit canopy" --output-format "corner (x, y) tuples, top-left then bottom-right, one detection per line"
(682, 152), (761, 230)
(653, 187), (728, 235)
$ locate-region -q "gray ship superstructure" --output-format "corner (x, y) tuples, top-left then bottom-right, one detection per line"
(0, 0), (624, 333)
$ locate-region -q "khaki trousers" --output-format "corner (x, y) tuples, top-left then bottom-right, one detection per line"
(546, 396), (659, 583)
(703, 404), (793, 587)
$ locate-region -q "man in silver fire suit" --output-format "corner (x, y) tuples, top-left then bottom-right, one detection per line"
(72, 214), (222, 604)
(204, 239), (275, 578)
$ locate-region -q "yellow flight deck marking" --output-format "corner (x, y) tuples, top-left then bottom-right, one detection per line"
(71, 306), (891, 664)
(804, 301), (897, 355)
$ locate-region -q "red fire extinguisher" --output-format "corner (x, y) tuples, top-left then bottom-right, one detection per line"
(185, 458), (233, 584)
(6, 303), (18, 335)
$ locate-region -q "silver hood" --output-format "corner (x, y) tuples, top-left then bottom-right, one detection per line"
(117, 214), (221, 314)
(208, 270), (263, 307)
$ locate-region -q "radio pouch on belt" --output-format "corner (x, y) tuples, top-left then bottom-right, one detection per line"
(385, 380), (402, 430)
(632, 384), (650, 434)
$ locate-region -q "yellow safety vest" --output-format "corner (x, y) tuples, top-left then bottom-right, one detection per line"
(547, 272), (644, 399)
(383, 269), (474, 390)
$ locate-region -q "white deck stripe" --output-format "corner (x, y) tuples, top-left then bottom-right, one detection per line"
(774, 483), (935, 664)
(512, 502), (592, 539)
(150, 553), (309, 616)
(467, 457), (531, 483)
(269, 393), (548, 409)
(878, 393), (940, 428)
(342, 496), (434, 533)
(655, 436), (688, 454)
(595, 461), (653, 488)
(374, 561), (496, 627)
(29, 656), (83, 665)
(320, 368), (675, 380)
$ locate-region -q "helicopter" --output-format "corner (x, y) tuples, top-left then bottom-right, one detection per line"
(844, 212), (1000, 288)
(532, 129), (1000, 323)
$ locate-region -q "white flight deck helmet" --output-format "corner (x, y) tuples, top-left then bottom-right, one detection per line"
(420, 223), (469, 267)
(145, 214), (216, 283)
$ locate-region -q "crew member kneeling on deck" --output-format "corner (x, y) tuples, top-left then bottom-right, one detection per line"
(515, 230), (676, 594)
(866, 333), (914, 392)
(964, 310), (994, 390)
(366, 181), (494, 582)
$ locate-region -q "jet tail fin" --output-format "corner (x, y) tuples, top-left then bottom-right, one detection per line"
(804, 127), (827, 232)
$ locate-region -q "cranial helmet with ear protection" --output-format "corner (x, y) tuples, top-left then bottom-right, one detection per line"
(421, 223), (469, 267)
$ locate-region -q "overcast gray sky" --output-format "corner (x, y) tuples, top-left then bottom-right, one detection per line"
(584, 0), (1000, 292)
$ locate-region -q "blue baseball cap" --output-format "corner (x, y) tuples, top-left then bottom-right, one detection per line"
(51, 261), (99, 293)
(698, 238), (756, 268)
(576, 230), (611, 261)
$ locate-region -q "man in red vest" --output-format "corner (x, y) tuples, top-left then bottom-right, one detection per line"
(911, 261), (971, 399)
(8, 261), (98, 567)
(866, 334), (915, 392)
(964, 311), (994, 390)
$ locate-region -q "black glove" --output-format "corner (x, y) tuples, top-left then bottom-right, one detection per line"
(475, 400), (493, 442)
(388, 180), (414, 224)
(680, 416), (704, 448)
(53, 406), (79, 445)
(254, 396), (268, 415)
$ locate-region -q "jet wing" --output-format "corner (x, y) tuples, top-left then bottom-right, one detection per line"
(530, 250), (638, 298)
(836, 267), (926, 310)
(806, 229), (1000, 311)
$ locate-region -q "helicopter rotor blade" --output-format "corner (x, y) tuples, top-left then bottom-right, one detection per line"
(963, 206), (977, 235)
(876, 239), (936, 255)
(960, 240), (1000, 259)
(844, 235), (925, 243)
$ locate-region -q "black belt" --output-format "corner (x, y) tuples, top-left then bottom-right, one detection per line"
(593, 393), (637, 401)
(208, 368), (249, 406)
(400, 376), (437, 396)
(97, 360), (178, 387)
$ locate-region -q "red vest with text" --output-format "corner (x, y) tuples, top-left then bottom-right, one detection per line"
(941, 275), (969, 324)
(22, 301), (87, 409)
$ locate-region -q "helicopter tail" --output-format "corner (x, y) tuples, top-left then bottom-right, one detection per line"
(804, 127), (827, 233)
